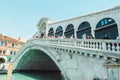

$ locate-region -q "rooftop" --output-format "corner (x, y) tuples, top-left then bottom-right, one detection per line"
(0, 34), (24, 44)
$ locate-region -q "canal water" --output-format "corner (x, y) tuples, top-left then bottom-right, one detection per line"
(0, 71), (63, 80)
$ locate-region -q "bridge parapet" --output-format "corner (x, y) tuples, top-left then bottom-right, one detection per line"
(33, 38), (120, 53)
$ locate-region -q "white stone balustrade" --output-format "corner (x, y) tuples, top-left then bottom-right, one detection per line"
(35, 38), (120, 53)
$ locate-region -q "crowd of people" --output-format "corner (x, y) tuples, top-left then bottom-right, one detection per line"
(33, 33), (110, 40)
(87, 35), (94, 39)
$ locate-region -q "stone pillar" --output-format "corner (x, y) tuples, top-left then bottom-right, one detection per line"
(74, 27), (77, 39)
(117, 21), (120, 39)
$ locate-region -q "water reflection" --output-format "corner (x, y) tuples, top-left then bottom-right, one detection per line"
(0, 71), (63, 80)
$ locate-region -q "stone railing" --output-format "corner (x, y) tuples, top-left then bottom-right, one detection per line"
(32, 38), (120, 53)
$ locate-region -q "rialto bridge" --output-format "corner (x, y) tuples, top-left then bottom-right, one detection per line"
(12, 38), (120, 80)
(12, 6), (120, 80)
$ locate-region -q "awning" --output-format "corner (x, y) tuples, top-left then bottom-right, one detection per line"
(7, 56), (12, 60)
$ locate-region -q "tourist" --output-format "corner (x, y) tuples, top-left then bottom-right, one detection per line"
(104, 34), (109, 39)
(87, 35), (90, 39)
(70, 35), (74, 39)
(90, 35), (94, 39)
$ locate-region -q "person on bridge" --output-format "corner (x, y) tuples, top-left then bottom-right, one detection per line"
(104, 34), (109, 39)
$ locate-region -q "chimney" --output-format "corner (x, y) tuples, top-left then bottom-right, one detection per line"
(0, 33), (2, 36)
(18, 37), (21, 41)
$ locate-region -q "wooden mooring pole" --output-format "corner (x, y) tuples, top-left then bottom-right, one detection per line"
(6, 63), (14, 80)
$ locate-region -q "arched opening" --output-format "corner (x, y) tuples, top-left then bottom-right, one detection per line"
(64, 24), (74, 38)
(41, 22), (46, 29)
(55, 26), (63, 37)
(95, 17), (118, 39)
(76, 21), (91, 39)
(48, 27), (54, 37)
(40, 22), (46, 38)
(15, 49), (63, 80)
(0, 58), (5, 63)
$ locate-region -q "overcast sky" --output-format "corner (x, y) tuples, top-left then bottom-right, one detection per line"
(0, 0), (120, 41)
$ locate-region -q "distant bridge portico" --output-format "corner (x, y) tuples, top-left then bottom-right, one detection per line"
(37, 6), (120, 40)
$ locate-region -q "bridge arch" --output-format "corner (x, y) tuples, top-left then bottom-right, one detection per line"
(13, 44), (67, 80)
(95, 17), (118, 39)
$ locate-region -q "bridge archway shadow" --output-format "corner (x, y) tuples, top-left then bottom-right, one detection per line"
(12, 71), (62, 80)
(14, 49), (64, 80)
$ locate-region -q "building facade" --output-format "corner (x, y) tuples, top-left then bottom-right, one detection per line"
(0, 34), (24, 63)
(37, 6), (120, 40)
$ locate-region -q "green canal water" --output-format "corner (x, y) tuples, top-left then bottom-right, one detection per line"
(0, 71), (63, 80)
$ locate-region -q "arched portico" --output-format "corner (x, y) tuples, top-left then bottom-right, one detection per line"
(95, 17), (118, 39)
(55, 26), (63, 37)
(64, 24), (74, 38)
(76, 21), (91, 39)
(48, 27), (54, 37)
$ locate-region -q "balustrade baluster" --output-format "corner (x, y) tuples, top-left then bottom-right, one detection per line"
(99, 42), (102, 50)
(90, 42), (92, 48)
(92, 42), (94, 48)
(83, 42), (86, 48)
(79, 41), (80, 47)
(119, 43), (120, 52)
(74, 40), (76, 47)
(93, 42), (95, 49)
(76, 41), (78, 47)
(96, 42), (98, 49)
(97, 42), (99, 49)
(88, 42), (90, 48)
(98, 42), (101, 49)
(89, 42), (91, 48)
(86, 41), (88, 48)
(85, 42), (87, 48)
(79, 41), (81, 47)
(94, 42), (96, 49)
(115, 43), (119, 52)
(80, 41), (82, 47)
(101, 41), (107, 50)
(117, 43), (120, 52)
(83, 41), (85, 47)
(112, 43), (115, 52)
(107, 43), (111, 51)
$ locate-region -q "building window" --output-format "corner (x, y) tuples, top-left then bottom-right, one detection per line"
(0, 50), (2, 54)
(14, 51), (16, 55)
(0, 41), (1, 46)
(10, 51), (16, 55)
(3, 50), (6, 54)
(0, 41), (7, 46)
(12, 43), (17, 47)
(10, 51), (13, 55)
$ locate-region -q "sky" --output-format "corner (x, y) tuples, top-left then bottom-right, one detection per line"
(0, 0), (120, 41)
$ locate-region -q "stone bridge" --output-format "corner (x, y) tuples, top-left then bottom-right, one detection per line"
(12, 38), (120, 80)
